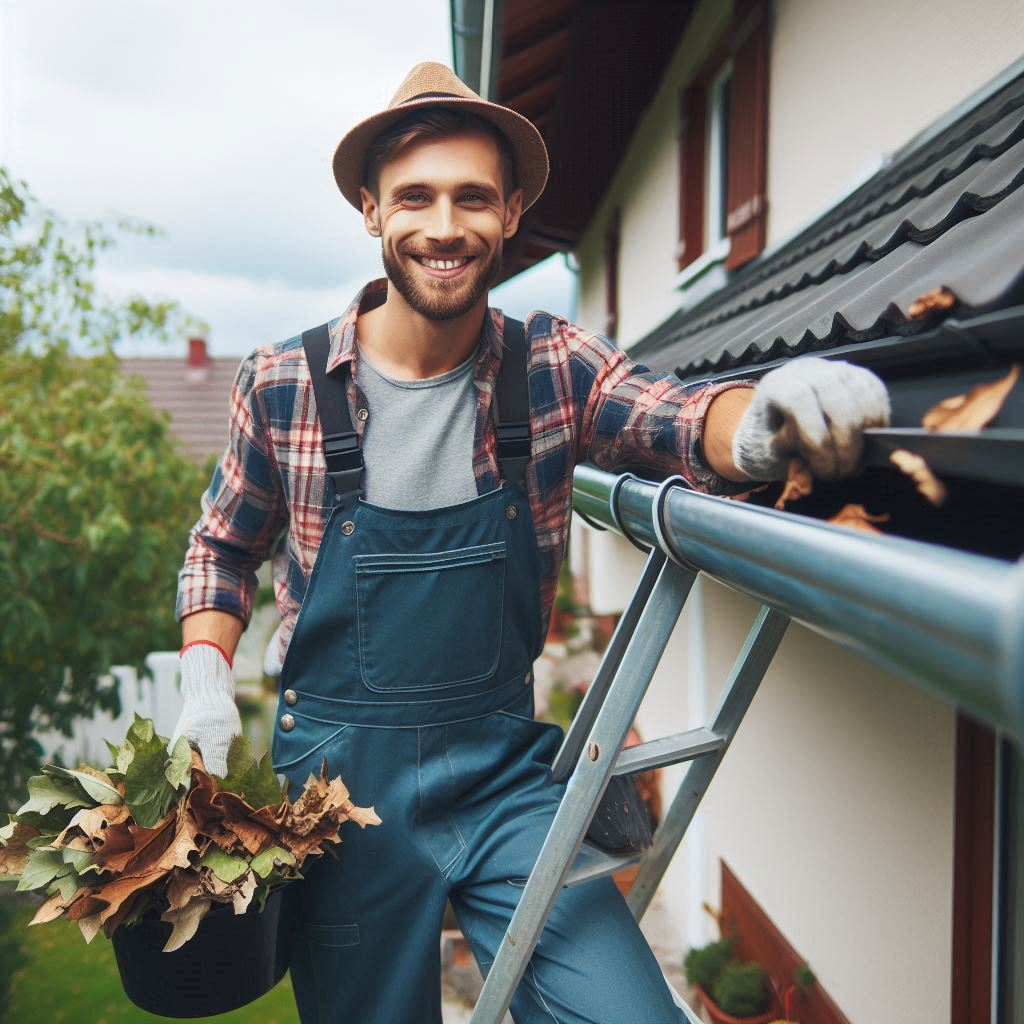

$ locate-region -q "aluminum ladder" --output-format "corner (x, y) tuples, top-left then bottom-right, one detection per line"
(469, 488), (792, 1024)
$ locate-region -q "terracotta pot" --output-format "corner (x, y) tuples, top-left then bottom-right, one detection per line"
(612, 863), (639, 896)
(692, 981), (781, 1024)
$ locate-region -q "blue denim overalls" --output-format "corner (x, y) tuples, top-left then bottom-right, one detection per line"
(271, 320), (684, 1024)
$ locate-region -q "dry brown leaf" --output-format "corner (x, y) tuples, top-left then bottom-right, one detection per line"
(921, 364), (1019, 432)
(774, 457), (813, 510)
(77, 913), (103, 945)
(890, 449), (948, 505)
(907, 286), (956, 320)
(94, 867), (167, 924)
(0, 823), (40, 875)
(54, 803), (130, 849)
(231, 870), (258, 915)
(828, 504), (892, 534)
(63, 890), (107, 922)
(161, 897), (214, 953)
(28, 892), (67, 926)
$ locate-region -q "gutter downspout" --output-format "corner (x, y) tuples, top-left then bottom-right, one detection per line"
(450, 0), (502, 99)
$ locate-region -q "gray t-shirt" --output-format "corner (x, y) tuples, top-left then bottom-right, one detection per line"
(355, 344), (479, 510)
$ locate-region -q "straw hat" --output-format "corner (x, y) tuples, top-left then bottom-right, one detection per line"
(332, 61), (550, 212)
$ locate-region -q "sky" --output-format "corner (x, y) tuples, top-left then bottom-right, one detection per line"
(1, 0), (574, 358)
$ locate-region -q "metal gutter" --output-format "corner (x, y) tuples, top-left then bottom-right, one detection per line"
(573, 464), (1024, 747)
(449, 0), (501, 98)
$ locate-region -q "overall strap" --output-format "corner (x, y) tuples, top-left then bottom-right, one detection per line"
(301, 323), (364, 505)
(493, 316), (532, 490)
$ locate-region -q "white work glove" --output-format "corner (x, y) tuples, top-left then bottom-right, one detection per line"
(731, 357), (890, 481)
(168, 642), (242, 777)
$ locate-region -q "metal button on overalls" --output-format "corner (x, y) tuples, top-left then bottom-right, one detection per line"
(271, 319), (685, 1024)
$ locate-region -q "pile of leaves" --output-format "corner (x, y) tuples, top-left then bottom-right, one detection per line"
(0, 715), (380, 952)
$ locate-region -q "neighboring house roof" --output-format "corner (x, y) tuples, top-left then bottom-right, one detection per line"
(631, 67), (1024, 382)
(120, 343), (237, 464)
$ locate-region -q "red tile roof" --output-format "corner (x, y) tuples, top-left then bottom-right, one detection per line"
(120, 356), (239, 464)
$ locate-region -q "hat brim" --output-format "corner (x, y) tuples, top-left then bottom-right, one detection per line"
(333, 96), (550, 213)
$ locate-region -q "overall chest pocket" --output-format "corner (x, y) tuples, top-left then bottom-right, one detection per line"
(354, 540), (506, 692)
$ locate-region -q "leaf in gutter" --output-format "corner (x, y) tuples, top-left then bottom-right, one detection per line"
(774, 457), (813, 510)
(921, 363), (1019, 432)
(907, 286), (956, 319)
(828, 504), (891, 534)
(890, 449), (948, 505)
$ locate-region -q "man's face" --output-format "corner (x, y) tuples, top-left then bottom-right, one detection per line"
(359, 131), (523, 321)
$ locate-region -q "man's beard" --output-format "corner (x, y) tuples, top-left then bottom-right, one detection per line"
(381, 241), (502, 321)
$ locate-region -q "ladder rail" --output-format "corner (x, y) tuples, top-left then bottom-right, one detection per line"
(469, 553), (697, 1024)
(627, 605), (791, 920)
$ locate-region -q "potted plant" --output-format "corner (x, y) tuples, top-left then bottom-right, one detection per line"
(684, 904), (815, 1024)
(0, 714), (379, 1018)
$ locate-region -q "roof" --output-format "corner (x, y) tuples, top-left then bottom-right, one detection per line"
(631, 65), (1024, 380)
(452, 0), (694, 282)
(120, 358), (236, 464)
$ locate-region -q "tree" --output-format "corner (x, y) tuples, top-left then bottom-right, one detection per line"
(0, 167), (209, 797)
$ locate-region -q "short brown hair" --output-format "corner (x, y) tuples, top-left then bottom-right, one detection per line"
(364, 108), (517, 201)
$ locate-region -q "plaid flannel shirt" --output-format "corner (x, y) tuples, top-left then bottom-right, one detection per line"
(176, 279), (753, 664)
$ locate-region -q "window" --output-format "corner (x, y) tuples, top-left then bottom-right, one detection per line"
(677, 1), (770, 282)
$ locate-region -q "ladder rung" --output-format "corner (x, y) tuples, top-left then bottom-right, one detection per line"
(565, 842), (643, 887)
(612, 727), (724, 776)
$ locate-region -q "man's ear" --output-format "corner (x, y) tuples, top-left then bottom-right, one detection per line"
(360, 186), (382, 237)
(503, 187), (524, 239)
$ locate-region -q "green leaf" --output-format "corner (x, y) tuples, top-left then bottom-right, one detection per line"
(165, 735), (193, 791)
(45, 869), (83, 902)
(15, 848), (65, 892)
(199, 848), (249, 884)
(59, 847), (95, 871)
(250, 845), (296, 878)
(40, 764), (121, 805)
(218, 734), (285, 810)
(123, 725), (178, 828)
(10, 808), (72, 835)
(0, 819), (15, 844)
(17, 774), (92, 818)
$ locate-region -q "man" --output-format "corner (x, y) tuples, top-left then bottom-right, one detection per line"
(171, 62), (889, 1024)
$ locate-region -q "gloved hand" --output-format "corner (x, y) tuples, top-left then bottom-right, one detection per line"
(731, 357), (890, 481)
(168, 642), (242, 777)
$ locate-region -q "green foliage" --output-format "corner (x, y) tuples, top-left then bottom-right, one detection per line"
(711, 961), (771, 1018)
(683, 935), (734, 991)
(218, 733), (286, 809)
(0, 168), (208, 797)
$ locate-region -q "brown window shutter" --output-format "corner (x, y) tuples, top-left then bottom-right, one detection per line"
(677, 84), (706, 272)
(724, 1), (770, 270)
(604, 208), (620, 339)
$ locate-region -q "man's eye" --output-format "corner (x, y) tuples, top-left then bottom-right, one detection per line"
(402, 192), (429, 203)
(461, 193), (486, 203)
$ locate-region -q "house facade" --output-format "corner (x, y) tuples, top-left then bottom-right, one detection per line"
(455, 1), (1024, 1021)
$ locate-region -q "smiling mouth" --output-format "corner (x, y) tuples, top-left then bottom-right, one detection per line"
(409, 254), (477, 271)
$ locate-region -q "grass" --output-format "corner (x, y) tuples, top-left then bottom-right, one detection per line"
(6, 900), (300, 1024)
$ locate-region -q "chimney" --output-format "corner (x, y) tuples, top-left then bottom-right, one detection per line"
(188, 337), (210, 367)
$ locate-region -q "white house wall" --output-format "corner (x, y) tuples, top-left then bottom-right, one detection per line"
(568, 1), (1023, 1019)
(580, 528), (955, 1024)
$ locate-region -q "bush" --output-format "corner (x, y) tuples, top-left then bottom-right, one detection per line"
(712, 961), (771, 1017)
(683, 935), (734, 991)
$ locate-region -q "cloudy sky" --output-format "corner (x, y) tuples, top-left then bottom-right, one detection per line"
(2, 0), (573, 358)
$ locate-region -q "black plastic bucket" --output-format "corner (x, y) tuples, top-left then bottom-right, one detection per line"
(111, 883), (295, 1018)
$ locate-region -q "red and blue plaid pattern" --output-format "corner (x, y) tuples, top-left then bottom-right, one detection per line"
(176, 279), (753, 663)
